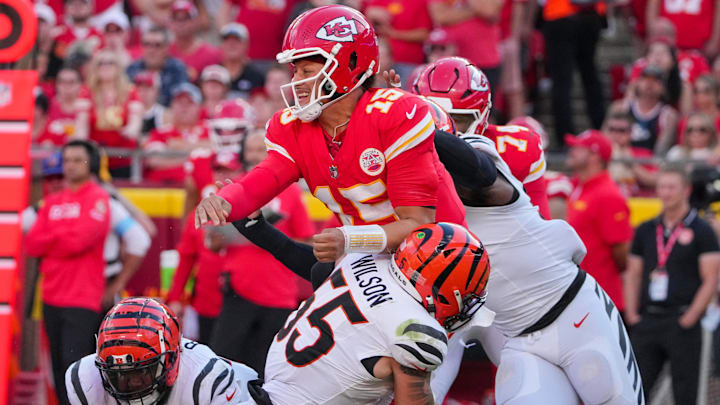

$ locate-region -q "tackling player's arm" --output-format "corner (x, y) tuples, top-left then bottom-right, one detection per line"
(391, 360), (434, 405)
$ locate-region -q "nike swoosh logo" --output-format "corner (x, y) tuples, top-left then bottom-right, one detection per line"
(573, 312), (590, 328)
(406, 104), (417, 120)
(225, 387), (237, 401)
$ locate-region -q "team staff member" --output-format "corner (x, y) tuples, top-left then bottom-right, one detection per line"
(26, 140), (110, 405)
(566, 130), (634, 311)
(210, 131), (315, 373)
(625, 166), (720, 404)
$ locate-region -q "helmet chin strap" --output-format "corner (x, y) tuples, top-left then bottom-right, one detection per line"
(296, 61), (377, 122)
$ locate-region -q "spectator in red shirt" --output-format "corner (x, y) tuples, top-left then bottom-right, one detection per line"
(425, 28), (460, 64)
(52, 0), (104, 61)
(144, 83), (211, 184)
(219, 23), (266, 100)
(168, 0), (222, 82)
(199, 65), (231, 119)
(249, 64), (291, 128)
(208, 130), (315, 372)
(428, 0), (503, 90)
(604, 106), (658, 197)
(37, 67), (86, 147)
(218, 0), (298, 70)
(365, 0), (432, 87)
(647, 0), (720, 56)
(77, 50), (143, 178)
(26, 140), (110, 405)
(565, 130), (634, 312)
(95, 10), (132, 67)
(134, 71), (171, 137)
(498, 0), (529, 119)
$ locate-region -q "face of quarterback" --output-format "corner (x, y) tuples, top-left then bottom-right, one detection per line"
(291, 59), (325, 106)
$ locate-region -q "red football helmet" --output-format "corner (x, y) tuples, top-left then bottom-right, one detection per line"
(95, 298), (181, 404)
(210, 99), (255, 153)
(277, 5), (379, 121)
(390, 223), (490, 332)
(414, 57), (492, 135)
(508, 116), (549, 150)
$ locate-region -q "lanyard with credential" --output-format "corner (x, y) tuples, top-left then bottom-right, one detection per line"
(655, 223), (684, 270)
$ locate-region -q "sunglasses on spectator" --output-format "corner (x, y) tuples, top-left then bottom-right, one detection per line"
(686, 126), (711, 134)
(172, 14), (191, 21)
(57, 78), (80, 84)
(143, 41), (166, 48)
(607, 126), (630, 133)
(694, 86), (712, 94)
(98, 60), (116, 66)
(105, 26), (123, 34)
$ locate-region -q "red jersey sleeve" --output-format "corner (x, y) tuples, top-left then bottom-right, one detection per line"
(376, 92), (439, 207)
(48, 190), (110, 258)
(145, 128), (169, 151)
(524, 176), (551, 219)
(25, 199), (58, 257)
(167, 213), (200, 303)
(596, 193), (633, 246)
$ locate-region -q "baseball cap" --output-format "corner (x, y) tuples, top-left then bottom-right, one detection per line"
(35, 3), (56, 26)
(564, 130), (613, 163)
(133, 71), (159, 87)
(172, 0), (198, 18)
(427, 28), (452, 46)
(201, 65), (230, 86)
(213, 150), (241, 171)
(220, 23), (249, 41)
(172, 83), (202, 104)
(96, 10), (130, 31)
(42, 151), (64, 177)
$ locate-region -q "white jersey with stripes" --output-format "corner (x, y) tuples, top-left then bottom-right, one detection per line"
(65, 338), (257, 405)
(262, 253), (448, 405)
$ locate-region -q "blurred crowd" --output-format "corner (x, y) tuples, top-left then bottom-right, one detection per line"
(14, 0), (720, 404)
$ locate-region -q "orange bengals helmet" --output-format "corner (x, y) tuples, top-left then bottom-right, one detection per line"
(95, 297), (181, 404)
(390, 223), (490, 331)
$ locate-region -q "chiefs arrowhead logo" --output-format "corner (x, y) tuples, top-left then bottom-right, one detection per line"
(316, 16), (358, 42)
(469, 67), (489, 92)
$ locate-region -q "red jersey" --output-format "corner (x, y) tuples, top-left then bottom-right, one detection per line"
(85, 89), (142, 169)
(37, 99), (78, 146)
(567, 171), (633, 310)
(630, 51), (710, 85)
(167, 212), (225, 317)
(659, 0), (716, 49)
(366, 0), (433, 64)
(144, 125), (210, 183)
(499, 0), (527, 40)
(25, 182), (110, 312)
(218, 88), (466, 226)
(225, 183), (315, 309)
(481, 124), (550, 218)
(169, 43), (222, 82)
(545, 171), (572, 200)
(53, 25), (104, 60)
(47, 0), (120, 23)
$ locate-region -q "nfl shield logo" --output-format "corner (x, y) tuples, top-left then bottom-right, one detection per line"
(0, 82), (11, 108)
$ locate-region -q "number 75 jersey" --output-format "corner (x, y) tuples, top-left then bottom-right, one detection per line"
(262, 254), (449, 405)
(265, 88), (465, 226)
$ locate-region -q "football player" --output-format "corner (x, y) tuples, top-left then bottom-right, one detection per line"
(239, 222), (492, 404)
(412, 57), (551, 219)
(232, 129), (644, 403)
(65, 298), (257, 405)
(195, 5), (466, 263)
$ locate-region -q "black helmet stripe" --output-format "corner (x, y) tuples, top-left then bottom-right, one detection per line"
(106, 311), (165, 325)
(464, 246), (485, 290)
(99, 338), (159, 355)
(100, 325), (163, 336)
(472, 260), (490, 293)
(410, 223), (455, 286)
(431, 225), (471, 298)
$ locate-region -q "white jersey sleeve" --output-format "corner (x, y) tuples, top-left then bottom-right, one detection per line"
(65, 355), (108, 405)
(381, 313), (448, 372)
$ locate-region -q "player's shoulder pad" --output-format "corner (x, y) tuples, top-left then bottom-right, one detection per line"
(461, 134), (499, 156)
(388, 317), (448, 373)
(179, 339), (254, 404)
(65, 354), (104, 405)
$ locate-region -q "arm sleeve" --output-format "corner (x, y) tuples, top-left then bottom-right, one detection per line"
(25, 203), (56, 257)
(434, 130), (498, 189)
(388, 320), (448, 372)
(217, 152), (300, 222)
(523, 176), (551, 219)
(167, 215), (199, 303)
(696, 220), (720, 254)
(232, 215), (316, 282)
(113, 199), (151, 256)
(597, 194), (633, 245)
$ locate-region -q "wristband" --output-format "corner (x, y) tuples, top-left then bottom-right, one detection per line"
(338, 225), (387, 253)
